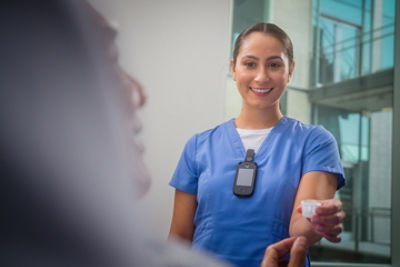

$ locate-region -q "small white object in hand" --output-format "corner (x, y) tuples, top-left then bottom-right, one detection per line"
(301, 200), (321, 218)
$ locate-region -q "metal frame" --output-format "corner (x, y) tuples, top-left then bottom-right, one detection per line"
(309, 68), (393, 112)
(391, 1), (400, 266)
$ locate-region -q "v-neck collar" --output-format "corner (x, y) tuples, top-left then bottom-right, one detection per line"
(224, 116), (289, 160)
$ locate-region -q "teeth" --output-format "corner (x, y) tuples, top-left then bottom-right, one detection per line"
(251, 88), (272, 93)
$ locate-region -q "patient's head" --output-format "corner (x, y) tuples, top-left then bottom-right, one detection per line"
(85, 0), (151, 196)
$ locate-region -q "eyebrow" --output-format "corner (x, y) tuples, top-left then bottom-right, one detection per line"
(241, 55), (283, 61)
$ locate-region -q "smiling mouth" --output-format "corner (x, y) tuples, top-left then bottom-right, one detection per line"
(250, 87), (272, 94)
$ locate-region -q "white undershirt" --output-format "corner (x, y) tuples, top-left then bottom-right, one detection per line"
(236, 127), (273, 154)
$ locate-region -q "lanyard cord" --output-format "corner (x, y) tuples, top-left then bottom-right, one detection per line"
(245, 149), (255, 162)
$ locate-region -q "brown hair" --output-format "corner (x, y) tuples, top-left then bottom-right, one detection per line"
(232, 23), (294, 70)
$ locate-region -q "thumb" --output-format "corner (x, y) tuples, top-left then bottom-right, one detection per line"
(288, 237), (308, 267)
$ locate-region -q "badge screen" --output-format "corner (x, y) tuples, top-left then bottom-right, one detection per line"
(236, 168), (254, 186)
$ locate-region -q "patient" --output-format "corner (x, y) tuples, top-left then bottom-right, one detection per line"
(0, 0), (307, 266)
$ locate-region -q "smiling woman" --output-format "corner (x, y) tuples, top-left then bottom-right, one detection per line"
(231, 31), (294, 127)
(168, 23), (346, 267)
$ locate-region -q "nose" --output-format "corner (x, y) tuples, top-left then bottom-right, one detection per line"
(254, 67), (269, 83)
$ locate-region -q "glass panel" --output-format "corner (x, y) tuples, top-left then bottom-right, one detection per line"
(315, 0), (396, 85)
(318, 17), (360, 84)
(231, 0), (267, 55)
(338, 24), (359, 81)
(380, 0), (395, 69)
(318, 18), (335, 84)
(310, 0), (396, 263)
(320, 0), (362, 26)
(310, 106), (392, 264)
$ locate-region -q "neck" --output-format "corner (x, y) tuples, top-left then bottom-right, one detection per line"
(235, 103), (283, 129)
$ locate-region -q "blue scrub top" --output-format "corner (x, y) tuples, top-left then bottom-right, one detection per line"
(170, 117), (345, 267)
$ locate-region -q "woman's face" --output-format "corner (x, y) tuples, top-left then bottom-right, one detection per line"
(231, 32), (294, 112)
(89, 3), (150, 196)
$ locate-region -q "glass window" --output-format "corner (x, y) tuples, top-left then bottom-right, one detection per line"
(314, 0), (395, 85)
(380, 0), (396, 69)
(318, 16), (361, 83)
(231, 0), (269, 56)
(320, 0), (363, 26)
(310, 0), (396, 263)
(311, 106), (391, 264)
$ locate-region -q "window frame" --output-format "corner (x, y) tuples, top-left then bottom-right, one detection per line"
(313, 1), (399, 266)
(391, 1), (400, 266)
(309, 0), (399, 265)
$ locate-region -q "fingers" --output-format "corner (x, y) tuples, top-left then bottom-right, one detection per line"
(310, 210), (345, 240)
(298, 199), (345, 244)
(261, 237), (297, 267)
(311, 210), (345, 225)
(315, 199), (342, 215)
(313, 223), (343, 243)
(261, 247), (279, 267)
(288, 237), (308, 267)
(297, 199), (344, 218)
(261, 237), (309, 267)
(324, 233), (342, 243)
(314, 223), (342, 236)
(311, 210), (344, 243)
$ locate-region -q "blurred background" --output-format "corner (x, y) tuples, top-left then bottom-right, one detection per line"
(91, 0), (399, 266)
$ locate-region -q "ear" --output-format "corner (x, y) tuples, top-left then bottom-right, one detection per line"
(288, 60), (296, 82)
(230, 59), (236, 81)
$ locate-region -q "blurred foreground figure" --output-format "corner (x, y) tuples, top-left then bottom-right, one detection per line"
(0, 1), (222, 266)
(0, 0), (306, 266)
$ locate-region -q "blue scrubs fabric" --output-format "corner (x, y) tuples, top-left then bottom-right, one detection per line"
(170, 117), (345, 267)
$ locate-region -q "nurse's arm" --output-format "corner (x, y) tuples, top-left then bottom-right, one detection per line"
(168, 189), (197, 243)
(289, 171), (344, 246)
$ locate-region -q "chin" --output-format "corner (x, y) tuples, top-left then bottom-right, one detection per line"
(253, 100), (280, 111)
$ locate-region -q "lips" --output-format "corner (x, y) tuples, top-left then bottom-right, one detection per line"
(250, 87), (272, 95)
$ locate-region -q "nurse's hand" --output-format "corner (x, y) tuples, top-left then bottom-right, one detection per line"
(261, 236), (308, 267)
(298, 199), (345, 243)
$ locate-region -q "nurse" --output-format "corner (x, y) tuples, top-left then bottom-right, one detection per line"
(169, 23), (345, 267)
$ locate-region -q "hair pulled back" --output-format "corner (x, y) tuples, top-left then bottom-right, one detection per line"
(232, 23), (293, 70)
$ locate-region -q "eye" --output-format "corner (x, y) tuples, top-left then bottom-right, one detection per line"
(269, 62), (282, 69)
(244, 61), (256, 68)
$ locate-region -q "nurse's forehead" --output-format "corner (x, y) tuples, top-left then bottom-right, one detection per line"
(238, 34), (285, 58)
(241, 32), (283, 49)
